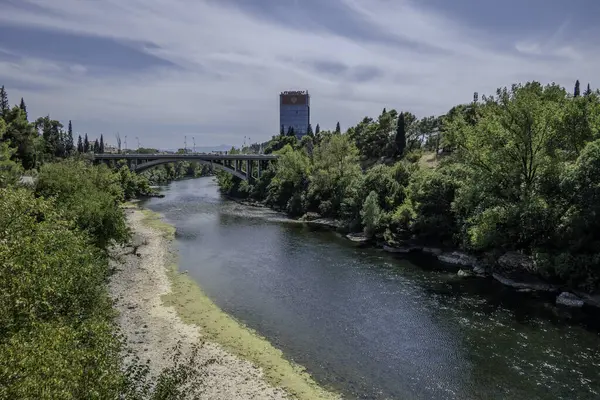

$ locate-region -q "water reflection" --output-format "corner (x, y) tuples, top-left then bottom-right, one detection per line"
(144, 178), (600, 400)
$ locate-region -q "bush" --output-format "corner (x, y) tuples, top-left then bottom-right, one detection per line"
(361, 191), (382, 238)
(35, 160), (129, 249)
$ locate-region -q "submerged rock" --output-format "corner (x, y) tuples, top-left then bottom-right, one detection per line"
(382, 244), (412, 253)
(556, 292), (584, 308)
(422, 247), (443, 256)
(492, 273), (559, 292)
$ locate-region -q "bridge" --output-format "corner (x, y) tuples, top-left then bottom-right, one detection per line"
(92, 153), (277, 181)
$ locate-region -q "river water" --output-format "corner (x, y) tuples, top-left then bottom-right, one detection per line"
(143, 178), (600, 400)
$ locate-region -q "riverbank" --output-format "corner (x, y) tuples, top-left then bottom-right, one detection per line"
(226, 195), (600, 310)
(108, 204), (339, 400)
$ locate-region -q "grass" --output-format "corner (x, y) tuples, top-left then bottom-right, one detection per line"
(418, 151), (440, 169)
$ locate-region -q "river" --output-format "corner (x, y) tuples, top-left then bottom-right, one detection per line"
(143, 177), (600, 400)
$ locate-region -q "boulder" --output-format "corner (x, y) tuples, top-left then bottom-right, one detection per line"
(438, 251), (477, 267)
(556, 292), (584, 308)
(457, 269), (473, 277)
(346, 233), (369, 243)
(497, 251), (536, 274)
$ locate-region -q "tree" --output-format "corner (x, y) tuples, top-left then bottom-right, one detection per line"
(19, 98), (27, 119)
(100, 134), (105, 153)
(0, 119), (21, 187)
(382, 107), (387, 114)
(65, 120), (74, 155)
(315, 124), (321, 135)
(280, 125), (285, 136)
(361, 191), (382, 238)
(306, 123), (314, 137)
(286, 126), (295, 137)
(335, 121), (341, 134)
(584, 83), (592, 97)
(0, 86), (8, 117)
(395, 112), (406, 156)
(4, 107), (37, 169)
(77, 135), (83, 153)
(84, 134), (90, 153)
(93, 139), (100, 154)
(574, 80), (581, 97)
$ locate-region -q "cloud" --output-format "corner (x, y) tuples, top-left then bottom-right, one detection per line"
(0, 0), (598, 148)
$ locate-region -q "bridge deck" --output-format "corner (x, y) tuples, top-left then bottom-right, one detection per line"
(93, 153), (277, 161)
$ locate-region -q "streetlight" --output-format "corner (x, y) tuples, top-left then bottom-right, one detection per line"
(193, 137), (196, 153)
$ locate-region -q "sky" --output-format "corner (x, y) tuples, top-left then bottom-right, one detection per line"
(0, 0), (599, 149)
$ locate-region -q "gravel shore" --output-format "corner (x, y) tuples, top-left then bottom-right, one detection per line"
(108, 207), (289, 399)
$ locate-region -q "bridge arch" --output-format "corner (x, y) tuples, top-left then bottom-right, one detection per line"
(133, 158), (249, 181)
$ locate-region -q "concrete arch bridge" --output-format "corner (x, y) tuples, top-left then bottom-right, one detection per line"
(92, 153), (277, 182)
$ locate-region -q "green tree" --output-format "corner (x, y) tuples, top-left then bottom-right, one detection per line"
(574, 79), (581, 97)
(315, 124), (321, 135)
(0, 86), (8, 117)
(66, 120), (74, 155)
(395, 112), (406, 156)
(19, 98), (27, 119)
(280, 125), (285, 136)
(4, 107), (37, 169)
(335, 121), (341, 134)
(286, 126), (295, 137)
(93, 139), (100, 153)
(266, 144), (311, 215)
(100, 134), (105, 153)
(84, 133), (90, 153)
(77, 135), (83, 153)
(361, 191), (382, 238)
(307, 123), (314, 137)
(0, 119), (21, 187)
(584, 83), (592, 97)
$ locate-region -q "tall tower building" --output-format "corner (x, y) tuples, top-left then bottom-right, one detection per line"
(279, 90), (310, 138)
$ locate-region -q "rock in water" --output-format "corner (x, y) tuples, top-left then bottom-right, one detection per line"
(556, 292), (584, 308)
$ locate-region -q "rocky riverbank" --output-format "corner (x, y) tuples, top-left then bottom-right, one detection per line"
(109, 205), (337, 400)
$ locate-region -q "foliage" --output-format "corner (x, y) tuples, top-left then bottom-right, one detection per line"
(35, 160), (129, 249)
(0, 119), (22, 187)
(214, 80), (600, 291)
(361, 191), (382, 238)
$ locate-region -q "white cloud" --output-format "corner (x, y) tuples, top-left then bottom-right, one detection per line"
(0, 0), (598, 148)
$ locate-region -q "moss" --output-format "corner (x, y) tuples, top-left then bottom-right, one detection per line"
(140, 209), (176, 238)
(140, 209), (339, 400)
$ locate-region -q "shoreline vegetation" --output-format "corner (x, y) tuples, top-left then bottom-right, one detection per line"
(218, 81), (600, 310)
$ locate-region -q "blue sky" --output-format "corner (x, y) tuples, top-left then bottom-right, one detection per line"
(0, 0), (598, 149)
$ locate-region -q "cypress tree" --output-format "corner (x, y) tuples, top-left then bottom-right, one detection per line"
(93, 139), (100, 154)
(395, 112), (406, 157)
(280, 125), (285, 136)
(315, 124), (321, 135)
(0, 85), (8, 117)
(306, 123), (314, 137)
(19, 97), (27, 118)
(66, 120), (74, 155)
(100, 134), (105, 153)
(84, 133), (90, 153)
(574, 80), (581, 97)
(77, 135), (84, 153)
(382, 107), (387, 114)
(335, 121), (341, 134)
(287, 126), (295, 137)
(584, 83), (592, 97)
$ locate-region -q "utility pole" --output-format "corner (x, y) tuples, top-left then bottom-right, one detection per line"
(193, 137), (196, 153)
(249, 136), (251, 153)
(124, 135), (128, 153)
(184, 136), (187, 153)
(136, 136), (140, 153)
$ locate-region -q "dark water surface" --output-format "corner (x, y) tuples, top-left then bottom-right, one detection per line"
(143, 178), (600, 400)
